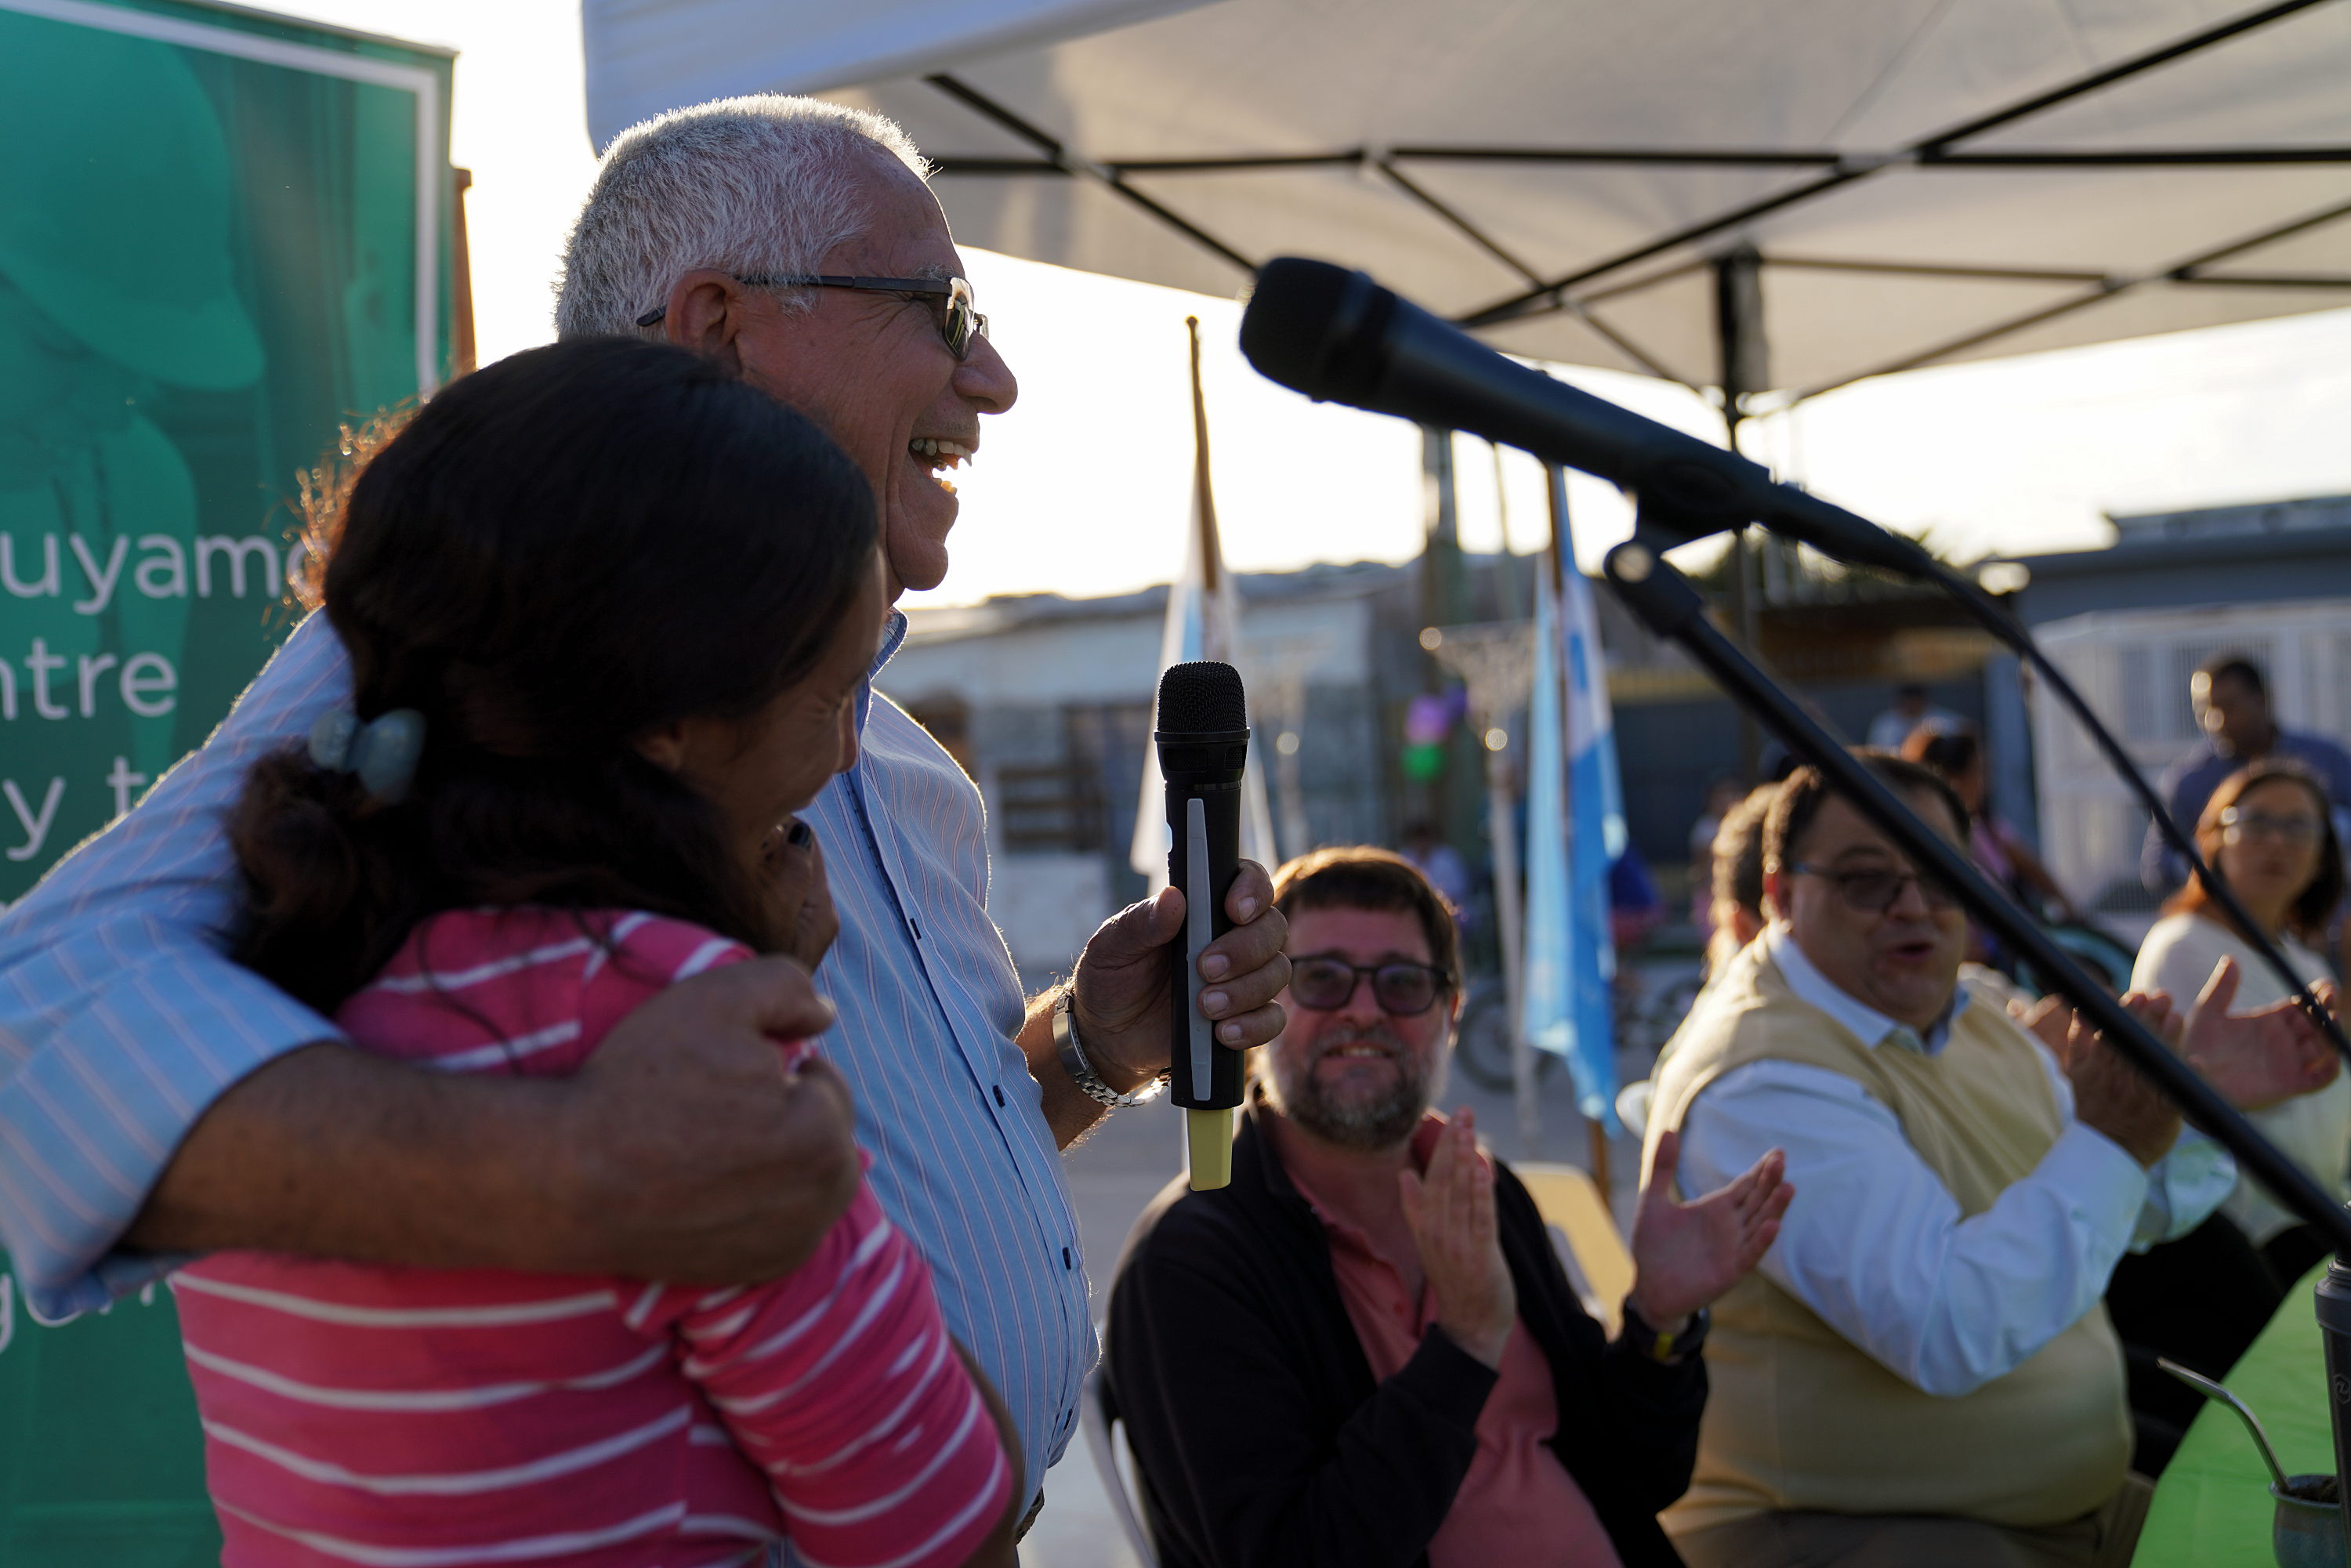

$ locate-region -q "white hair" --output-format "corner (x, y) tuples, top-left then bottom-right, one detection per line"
(556, 96), (931, 340)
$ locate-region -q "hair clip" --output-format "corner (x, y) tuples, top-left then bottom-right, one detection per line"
(309, 708), (427, 805)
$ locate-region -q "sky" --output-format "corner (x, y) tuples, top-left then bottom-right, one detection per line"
(273, 0), (2351, 605)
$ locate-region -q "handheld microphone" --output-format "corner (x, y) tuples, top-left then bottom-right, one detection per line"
(1238, 256), (1938, 578)
(1157, 661), (1248, 1191)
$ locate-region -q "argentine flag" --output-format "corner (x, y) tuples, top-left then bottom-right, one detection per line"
(1520, 476), (1627, 1130)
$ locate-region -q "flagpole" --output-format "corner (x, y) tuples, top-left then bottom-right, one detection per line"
(1545, 465), (1611, 1202)
(1186, 317), (1221, 599)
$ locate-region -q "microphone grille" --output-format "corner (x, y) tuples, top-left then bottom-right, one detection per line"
(1240, 257), (1390, 402)
(1157, 661), (1246, 734)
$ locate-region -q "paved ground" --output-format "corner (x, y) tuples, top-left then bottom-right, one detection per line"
(1016, 1005), (1665, 1568)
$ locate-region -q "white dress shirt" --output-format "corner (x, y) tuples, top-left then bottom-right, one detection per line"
(1673, 925), (2234, 1398)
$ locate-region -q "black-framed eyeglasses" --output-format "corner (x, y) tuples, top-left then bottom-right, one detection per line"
(635, 273), (990, 359)
(1288, 956), (1454, 1017)
(1790, 862), (1959, 915)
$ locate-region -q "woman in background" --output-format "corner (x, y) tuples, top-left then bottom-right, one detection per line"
(2107, 759), (2345, 1474)
(1905, 729), (2080, 926)
(2135, 760), (2347, 1284)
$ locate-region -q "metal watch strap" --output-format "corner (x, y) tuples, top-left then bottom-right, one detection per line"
(1622, 1300), (1709, 1364)
(1053, 987), (1168, 1108)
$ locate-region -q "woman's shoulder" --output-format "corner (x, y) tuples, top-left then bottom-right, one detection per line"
(2132, 910), (2238, 988)
(339, 907), (755, 1070)
(363, 906), (744, 984)
(2136, 910), (2223, 957)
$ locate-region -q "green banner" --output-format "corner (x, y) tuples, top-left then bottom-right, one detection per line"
(0, 0), (454, 904)
(0, 1266), (219, 1565)
(0, 1), (453, 1555)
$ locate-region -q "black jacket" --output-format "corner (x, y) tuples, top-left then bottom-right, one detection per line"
(1104, 1101), (1702, 1568)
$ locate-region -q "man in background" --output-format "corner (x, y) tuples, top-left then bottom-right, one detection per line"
(2143, 652), (2351, 896)
(1110, 846), (1790, 1568)
(1865, 683), (1962, 752)
(1701, 784), (1777, 978)
(1650, 752), (2335, 1566)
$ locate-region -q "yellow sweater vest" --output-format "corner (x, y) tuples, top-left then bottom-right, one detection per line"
(1644, 944), (2131, 1534)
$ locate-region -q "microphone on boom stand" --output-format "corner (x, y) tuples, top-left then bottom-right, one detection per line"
(2316, 1260), (2351, 1534)
(1157, 661), (1248, 1190)
(1237, 255), (1939, 578)
(1237, 253), (2351, 1071)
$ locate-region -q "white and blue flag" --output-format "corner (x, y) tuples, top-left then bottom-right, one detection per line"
(1520, 480), (1627, 1130)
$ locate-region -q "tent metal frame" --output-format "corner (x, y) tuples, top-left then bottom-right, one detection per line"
(918, 0), (2351, 404)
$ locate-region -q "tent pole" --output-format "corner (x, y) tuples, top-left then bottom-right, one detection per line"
(1488, 742), (1537, 1158)
(1713, 245), (1768, 782)
(1418, 428), (1477, 847)
(450, 167), (477, 378)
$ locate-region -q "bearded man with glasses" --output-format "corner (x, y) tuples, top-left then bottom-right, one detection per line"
(1648, 751), (2341, 1568)
(1107, 846), (1792, 1568)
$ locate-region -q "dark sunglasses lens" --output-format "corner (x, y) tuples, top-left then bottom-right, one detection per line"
(1371, 965), (1439, 1015)
(1838, 873), (1899, 911)
(1841, 871), (1955, 912)
(1290, 959), (1356, 1009)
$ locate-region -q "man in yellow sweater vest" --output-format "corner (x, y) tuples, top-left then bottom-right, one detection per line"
(1649, 752), (2338, 1568)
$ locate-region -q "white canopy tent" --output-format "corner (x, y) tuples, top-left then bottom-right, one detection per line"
(584, 0), (2351, 410)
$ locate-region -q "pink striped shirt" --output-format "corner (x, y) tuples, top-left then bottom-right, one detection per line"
(173, 907), (1012, 1568)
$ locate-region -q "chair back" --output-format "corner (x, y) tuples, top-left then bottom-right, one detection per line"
(1512, 1162), (1635, 1336)
(1082, 1361), (1160, 1568)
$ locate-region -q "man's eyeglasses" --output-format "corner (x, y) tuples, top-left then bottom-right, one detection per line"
(635, 273), (990, 359)
(2219, 807), (2323, 846)
(1288, 957), (1454, 1017)
(1790, 862), (1959, 915)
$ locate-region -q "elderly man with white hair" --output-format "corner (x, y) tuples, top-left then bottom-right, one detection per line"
(0, 96), (1291, 1523)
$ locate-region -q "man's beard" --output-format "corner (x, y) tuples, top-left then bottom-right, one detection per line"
(1264, 1023), (1444, 1153)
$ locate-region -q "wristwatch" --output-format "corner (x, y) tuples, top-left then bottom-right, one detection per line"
(1053, 987), (1168, 1108)
(1621, 1299), (1709, 1364)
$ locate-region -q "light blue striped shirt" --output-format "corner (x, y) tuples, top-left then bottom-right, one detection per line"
(0, 610), (1092, 1477)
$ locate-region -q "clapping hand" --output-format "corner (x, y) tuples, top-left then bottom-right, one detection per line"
(2038, 962), (2338, 1145)
(2183, 958), (2339, 1112)
(1400, 1108), (1517, 1370)
(1626, 1128), (1792, 1331)
(2059, 994), (2184, 1168)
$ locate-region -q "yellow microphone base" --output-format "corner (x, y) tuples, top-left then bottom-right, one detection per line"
(1186, 1106), (1234, 1190)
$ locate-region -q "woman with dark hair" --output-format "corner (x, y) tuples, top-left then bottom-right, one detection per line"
(2135, 760), (2348, 1283)
(1903, 728), (2080, 926)
(170, 339), (1016, 1568)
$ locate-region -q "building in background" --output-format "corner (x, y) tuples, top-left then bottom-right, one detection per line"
(2007, 494), (2351, 936)
(886, 543), (2045, 981)
(884, 562), (1405, 984)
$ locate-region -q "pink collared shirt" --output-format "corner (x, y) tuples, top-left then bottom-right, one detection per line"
(1288, 1121), (1625, 1568)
